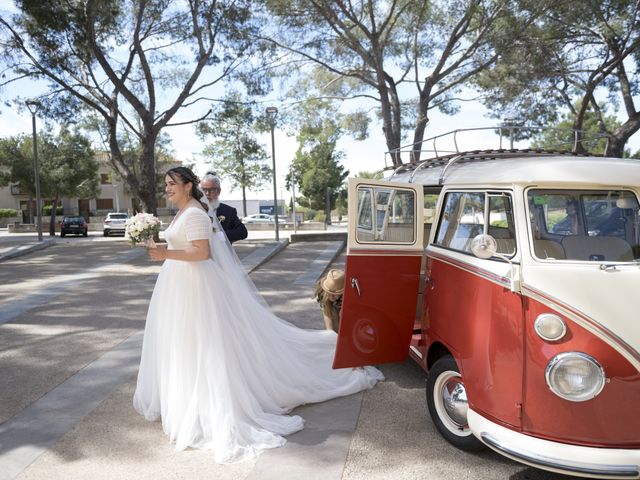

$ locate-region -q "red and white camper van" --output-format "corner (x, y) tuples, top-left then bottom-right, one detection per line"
(333, 144), (640, 478)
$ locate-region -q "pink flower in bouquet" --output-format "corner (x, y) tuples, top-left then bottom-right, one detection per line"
(125, 213), (161, 247)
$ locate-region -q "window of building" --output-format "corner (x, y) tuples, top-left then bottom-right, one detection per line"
(100, 173), (111, 184)
(96, 198), (114, 210)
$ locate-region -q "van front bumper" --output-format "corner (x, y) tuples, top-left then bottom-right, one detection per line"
(468, 410), (640, 479)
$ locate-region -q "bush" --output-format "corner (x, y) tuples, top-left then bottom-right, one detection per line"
(304, 209), (317, 221)
(313, 212), (326, 223)
(42, 205), (64, 215)
(0, 208), (18, 218)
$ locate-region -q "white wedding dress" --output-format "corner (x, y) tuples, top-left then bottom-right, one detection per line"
(133, 207), (383, 463)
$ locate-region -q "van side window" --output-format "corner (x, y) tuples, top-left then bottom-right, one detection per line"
(423, 193), (440, 244)
(528, 189), (640, 262)
(488, 195), (516, 256)
(356, 186), (416, 244)
(435, 191), (516, 256)
(357, 188), (373, 230)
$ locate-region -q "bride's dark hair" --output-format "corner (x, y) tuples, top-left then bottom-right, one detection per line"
(165, 166), (209, 212)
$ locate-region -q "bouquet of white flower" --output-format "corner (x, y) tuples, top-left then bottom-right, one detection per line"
(125, 212), (161, 247)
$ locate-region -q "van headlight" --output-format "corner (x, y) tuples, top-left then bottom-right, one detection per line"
(545, 352), (605, 402)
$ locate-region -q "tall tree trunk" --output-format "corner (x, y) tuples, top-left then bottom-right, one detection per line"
(572, 99), (590, 154)
(377, 76), (403, 167)
(605, 137), (626, 158)
(138, 131), (158, 214)
(325, 186), (331, 226)
(106, 116), (141, 212)
(241, 164), (247, 217)
(242, 184), (247, 218)
(49, 192), (60, 236)
(605, 114), (640, 158)
(411, 82), (433, 164)
(27, 194), (33, 224)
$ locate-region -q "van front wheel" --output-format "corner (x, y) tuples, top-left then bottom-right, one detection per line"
(426, 355), (484, 452)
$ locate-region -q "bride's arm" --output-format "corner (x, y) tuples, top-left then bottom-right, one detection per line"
(148, 239), (210, 261)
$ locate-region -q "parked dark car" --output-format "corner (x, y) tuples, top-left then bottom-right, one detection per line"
(60, 215), (88, 237)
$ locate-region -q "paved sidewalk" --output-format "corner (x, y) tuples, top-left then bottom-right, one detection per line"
(0, 226), (346, 263)
(0, 236), (56, 261)
(0, 235), (348, 480)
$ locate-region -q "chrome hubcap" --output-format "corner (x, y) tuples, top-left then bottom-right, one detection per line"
(433, 370), (471, 436)
(442, 378), (468, 427)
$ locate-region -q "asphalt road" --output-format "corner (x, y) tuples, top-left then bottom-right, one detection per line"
(0, 237), (587, 480)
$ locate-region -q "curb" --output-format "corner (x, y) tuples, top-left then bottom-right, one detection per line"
(0, 238), (56, 262)
(241, 239), (290, 273)
(290, 231), (347, 243)
(291, 239), (346, 288)
(314, 239), (346, 280)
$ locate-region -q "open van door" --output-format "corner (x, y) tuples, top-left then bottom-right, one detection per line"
(333, 178), (424, 368)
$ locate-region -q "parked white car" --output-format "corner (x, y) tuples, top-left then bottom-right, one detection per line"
(242, 213), (285, 224)
(103, 212), (129, 236)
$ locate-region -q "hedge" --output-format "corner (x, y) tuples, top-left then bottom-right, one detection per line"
(42, 205), (64, 215)
(0, 208), (18, 218)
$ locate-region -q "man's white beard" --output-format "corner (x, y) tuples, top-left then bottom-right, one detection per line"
(210, 198), (220, 210)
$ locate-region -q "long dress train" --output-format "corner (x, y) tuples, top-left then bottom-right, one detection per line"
(133, 207), (383, 463)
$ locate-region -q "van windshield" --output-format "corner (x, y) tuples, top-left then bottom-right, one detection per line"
(528, 189), (640, 262)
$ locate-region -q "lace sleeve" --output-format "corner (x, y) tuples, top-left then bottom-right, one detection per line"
(184, 209), (212, 242)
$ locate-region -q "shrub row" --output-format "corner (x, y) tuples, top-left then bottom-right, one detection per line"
(0, 208), (18, 218)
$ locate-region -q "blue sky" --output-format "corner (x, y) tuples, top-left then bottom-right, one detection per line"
(1, 0), (638, 202)
(3, 78), (639, 203)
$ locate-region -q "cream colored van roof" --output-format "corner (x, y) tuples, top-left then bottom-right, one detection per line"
(389, 152), (640, 188)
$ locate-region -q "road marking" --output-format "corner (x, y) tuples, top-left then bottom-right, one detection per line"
(293, 241), (345, 287)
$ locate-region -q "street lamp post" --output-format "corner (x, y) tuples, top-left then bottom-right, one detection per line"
(25, 100), (43, 242)
(265, 106), (280, 241)
(291, 166), (297, 234)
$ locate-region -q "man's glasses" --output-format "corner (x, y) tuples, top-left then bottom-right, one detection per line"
(202, 188), (220, 194)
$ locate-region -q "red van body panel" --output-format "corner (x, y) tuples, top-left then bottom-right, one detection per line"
(424, 255), (525, 428)
(333, 253), (422, 369)
(522, 297), (640, 448)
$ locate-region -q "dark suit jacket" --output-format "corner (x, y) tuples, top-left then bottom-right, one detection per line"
(214, 202), (248, 243)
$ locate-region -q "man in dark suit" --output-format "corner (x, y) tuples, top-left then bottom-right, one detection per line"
(201, 172), (248, 243)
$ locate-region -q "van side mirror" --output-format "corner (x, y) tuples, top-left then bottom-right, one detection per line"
(470, 234), (497, 259)
(471, 234), (520, 293)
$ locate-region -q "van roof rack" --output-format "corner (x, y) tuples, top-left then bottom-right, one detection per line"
(386, 148), (602, 183)
(382, 126), (607, 171)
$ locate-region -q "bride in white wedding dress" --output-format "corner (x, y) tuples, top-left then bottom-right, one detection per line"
(133, 167), (383, 463)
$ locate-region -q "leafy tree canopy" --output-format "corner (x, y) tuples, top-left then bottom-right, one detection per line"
(532, 104), (627, 156)
(475, 0), (640, 157)
(289, 99), (349, 211)
(199, 92), (272, 217)
(263, 0), (548, 166)
(356, 170), (384, 180)
(0, 127), (99, 233)
(0, 128), (98, 199)
(0, 0), (271, 213)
